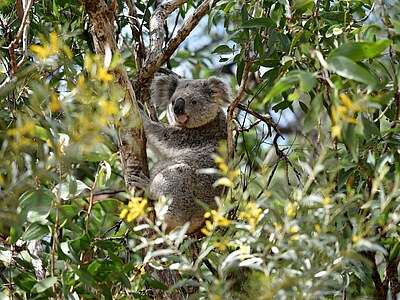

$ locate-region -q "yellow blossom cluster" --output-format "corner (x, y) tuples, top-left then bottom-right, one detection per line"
(30, 32), (72, 62)
(213, 239), (235, 251)
(120, 197), (150, 222)
(201, 210), (232, 236)
(84, 55), (114, 84)
(6, 120), (37, 150)
(331, 93), (363, 139)
(238, 202), (263, 229)
(213, 156), (240, 188)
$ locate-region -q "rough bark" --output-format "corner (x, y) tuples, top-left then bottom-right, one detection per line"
(83, 0), (149, 192)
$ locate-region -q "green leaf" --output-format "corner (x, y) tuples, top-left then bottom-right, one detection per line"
(329, 40), (392, 62)
(343, 124), (358, 162)
(18, 189), (55, 223)
(9, 226), (22, 245)
(35, 126), (51, 141)
(31, 276), (58, 293)
(212, 45), (232, 55)
(389, 241), (400, 261)
(294, 0), (314, 10)
(327, 56), (377, 85)
(263, 70), (316, 103)
(304, 93), (323, 133)
(241, 17), (275, 28)
(53, 175), (89, 200)
(361, 115), (381, 138)
(21, 223), (50, 241)
(144, 274), (169, 290)
(82, 143), (112, 162)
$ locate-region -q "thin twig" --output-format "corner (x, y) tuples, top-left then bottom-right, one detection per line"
(8, 0), (34, 76)
(126, 0), (146, 69)
(237, 103), (283, 138)
(86, 164), (101, 233)
(227, 45), (258, 159)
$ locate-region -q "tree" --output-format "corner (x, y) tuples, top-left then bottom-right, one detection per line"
(1, 0), (400, 299)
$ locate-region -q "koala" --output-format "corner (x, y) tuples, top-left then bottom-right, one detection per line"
(140, 75), (231, 234)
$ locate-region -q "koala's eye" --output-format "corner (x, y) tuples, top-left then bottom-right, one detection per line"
(171, 99), (175, 105)
(191, 100), (197, 105)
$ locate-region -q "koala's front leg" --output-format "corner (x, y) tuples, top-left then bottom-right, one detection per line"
(140, 113), (181, 159)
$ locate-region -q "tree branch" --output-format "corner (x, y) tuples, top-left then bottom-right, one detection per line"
(147, 0), (189, 62)
(8, 0), (33, 76)
(132, 0), (218, 90)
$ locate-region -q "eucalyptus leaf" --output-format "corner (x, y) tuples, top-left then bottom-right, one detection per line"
(329, 40), (392, 62)
(31, 276), (58, 293)
(327, 56), (377, 85)
(18, 189), (55, 223)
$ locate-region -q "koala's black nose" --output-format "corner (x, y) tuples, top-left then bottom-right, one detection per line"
(173, 98), (185, 115)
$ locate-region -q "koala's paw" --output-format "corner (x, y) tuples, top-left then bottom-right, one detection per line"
(128, 172), (151, 190)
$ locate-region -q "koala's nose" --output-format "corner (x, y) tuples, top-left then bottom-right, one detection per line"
(173, 98), (185, 115)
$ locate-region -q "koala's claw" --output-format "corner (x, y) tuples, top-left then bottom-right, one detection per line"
(129, 173), (150, 189)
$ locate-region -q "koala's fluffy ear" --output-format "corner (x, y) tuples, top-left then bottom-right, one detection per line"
(151, 76), (179, 109)
(206, 76), (232, 105)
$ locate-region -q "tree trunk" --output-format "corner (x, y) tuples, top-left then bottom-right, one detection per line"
(83, 1), (183, 299)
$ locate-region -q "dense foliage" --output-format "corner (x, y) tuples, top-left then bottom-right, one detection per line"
(1, 0), (399, 299)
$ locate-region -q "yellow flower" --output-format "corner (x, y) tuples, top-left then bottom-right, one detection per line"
(286, 202), (296, 218)
(120, 197), (149, 222)
(331, 106), (338, 123)
(273, 222), (282, 231)
(239, 243), (250, 256)
(338, 105), (347, 115)
(352, 235), (360, 243)
(331, 125), (341, 139)
(290, 226), (300, 240)
(213, 239), (234, 251)
(49, 94), (61, 112)
(340, 93), (354, 110)
(314, 224), (321, 233)
(238, 202), (263, 229)
(85, 55), (93, 74)
(201, 209), (232, 235)
(30, 32), (60, 62)
(97, 66), (113, 83)
(323, 197), (330, 207)
(214, 156), (240, 180)
(214, 177), (234, 188)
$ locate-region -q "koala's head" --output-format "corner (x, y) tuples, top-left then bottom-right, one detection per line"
(151, 76), (231, 128)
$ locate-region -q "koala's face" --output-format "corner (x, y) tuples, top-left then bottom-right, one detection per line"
(152, 76), (231, 129)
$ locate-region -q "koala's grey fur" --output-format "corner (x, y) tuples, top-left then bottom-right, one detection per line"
(140, 76), (231, 234)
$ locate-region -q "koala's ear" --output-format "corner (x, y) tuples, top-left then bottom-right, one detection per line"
(151, 76), (179, 109)
(205, 76), (232, 105)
